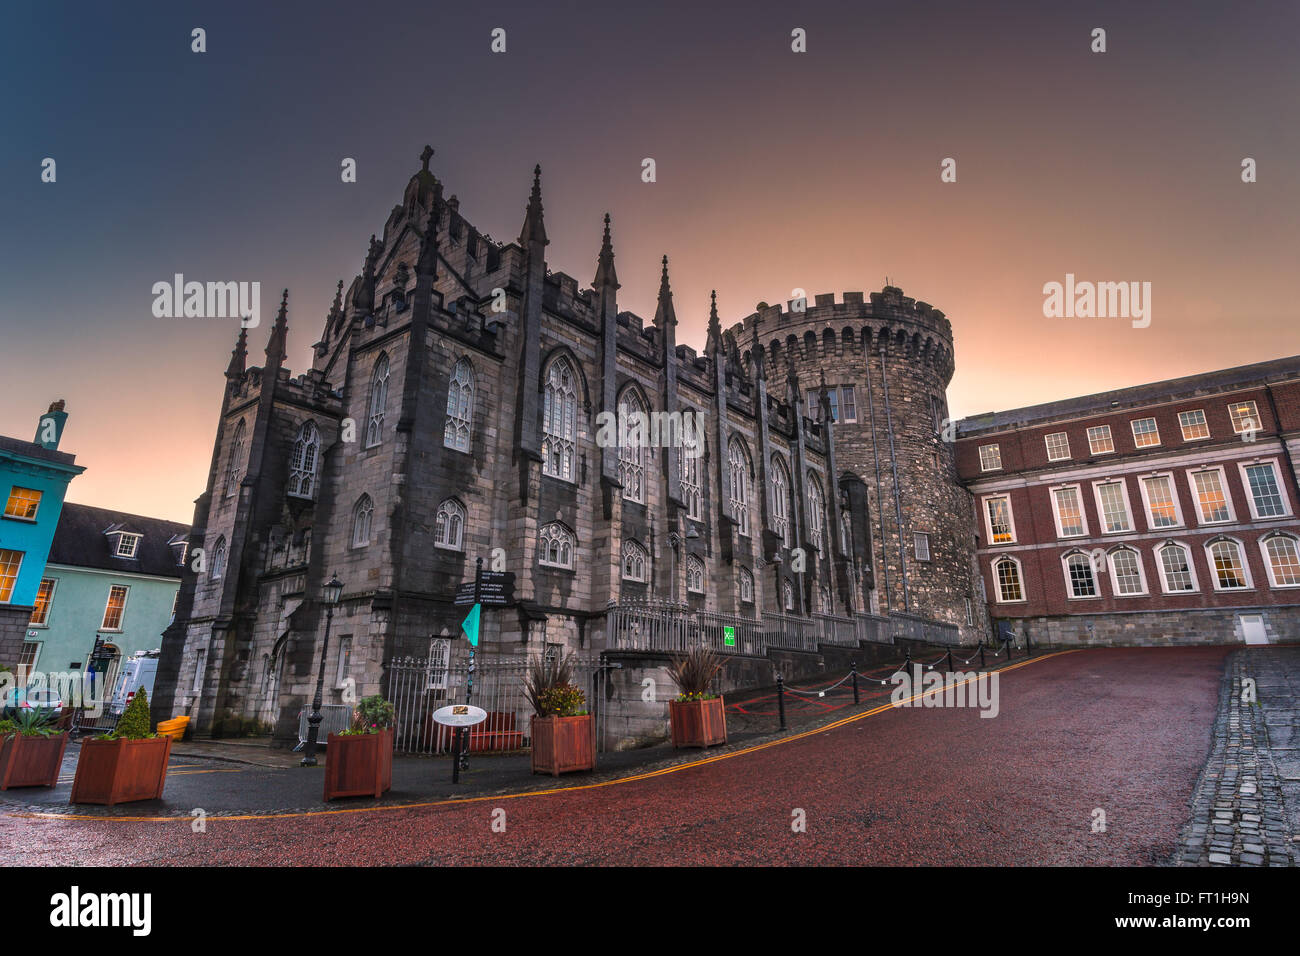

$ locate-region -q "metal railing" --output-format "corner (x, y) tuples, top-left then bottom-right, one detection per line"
(760, 612), (818, 653)
(813, 613), (858, 646)
(888, 612), (964, 646)
(855, 613), (892, 644)
(385, 653), (605, 756)
(294, 704), (352, 749)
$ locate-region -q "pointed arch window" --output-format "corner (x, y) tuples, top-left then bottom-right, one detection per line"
(686, 555), (706, 594)
(224, 420), (246, 497)
(807, 472), (825, 552)
(542, 356), (578, 481)
(434, 498), (466, 551)
(820, 584), (833, 614)
(680, 418), (702, 519)
(288, 421), (320, 499)
(366, 353), (390, 448)
(840, 512), (853, 557)
(618, 388), (648, 503)
(622, 539), (649, 583)
(738, 566), (754, 604)
(770, 455), (791, 546)
(352, 495), (374, 548)
(444, 357), (474, 453)
(728, 437), (751, 536)
(210, 536), (227, 580)
(539, 522), (575, 569)
(783, 579), (795, 611)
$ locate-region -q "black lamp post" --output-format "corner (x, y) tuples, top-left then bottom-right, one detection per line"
(301, 573), (344, 767)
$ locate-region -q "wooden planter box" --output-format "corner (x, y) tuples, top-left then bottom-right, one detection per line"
(670, 696), (727, 749)
(530, 714), (595, 776)
(323, 728), (393, 800)
(0, 732), (69, 789)
(71, 736), (171, 805)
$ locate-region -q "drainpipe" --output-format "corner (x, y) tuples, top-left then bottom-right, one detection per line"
(880, 344), (910, 611)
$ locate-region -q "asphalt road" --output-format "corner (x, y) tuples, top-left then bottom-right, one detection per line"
(0, 647), (1229, 865)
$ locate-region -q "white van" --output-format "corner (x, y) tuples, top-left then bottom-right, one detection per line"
(109, 650), (161, 716)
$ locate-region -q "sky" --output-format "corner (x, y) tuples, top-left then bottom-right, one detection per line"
(2, 0), (1297, 523)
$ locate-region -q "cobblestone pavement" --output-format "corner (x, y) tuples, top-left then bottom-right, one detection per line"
(1177, 647), (1300, 866)
(0, 647), (1230, 866)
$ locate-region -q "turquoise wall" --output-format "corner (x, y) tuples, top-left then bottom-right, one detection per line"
(0, 451), (81, 608)
(23, 565), (178, 674)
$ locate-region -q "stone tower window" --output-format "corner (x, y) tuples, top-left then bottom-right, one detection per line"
(770, 455), (791, 546)
(351, 495), (374, 547)
(622, 539), (648, 582)
(680, 442), (702, 520)
(782, 579), (795, 611)
(728, 437), (751, 536)
(539, 522), (575, 569)
(444, 357), (474, 453)
(738, 566), (754, 604)
(685, 555), (705, 594)
(210, 536), (227, 580)
(542, 356), (578, 482)
(366, 353), (390, 448)
(434, 498), (466, 551)
(617, 387), (647, 503)
(289, 421), (320, 499)
(225, 420), (246, 497)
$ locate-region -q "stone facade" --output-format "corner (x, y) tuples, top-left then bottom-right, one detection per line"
(152, 151), (980, 742)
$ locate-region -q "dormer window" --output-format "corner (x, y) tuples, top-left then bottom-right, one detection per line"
(113, 532), (141, 558)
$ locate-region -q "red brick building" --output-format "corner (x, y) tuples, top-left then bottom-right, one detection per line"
(957, 356), (1300, 646)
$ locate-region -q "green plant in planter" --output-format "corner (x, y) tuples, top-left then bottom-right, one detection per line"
(524, 653), (588, 716)
(0, 718), (15, 738)
(101, 688), (156, 740)
(668, 644), (724, 702)
(536, 683), (587, 718)
(12, 707), (59, 737)
(339, 695), (395, 735)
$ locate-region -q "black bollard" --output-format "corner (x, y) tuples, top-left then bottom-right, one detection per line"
(776, 674), (787, 731)
(979, 640), (986, 669)
(851, 661), (860, 704)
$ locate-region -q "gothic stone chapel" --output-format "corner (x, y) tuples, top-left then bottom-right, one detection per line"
(152, 147), (980, 741)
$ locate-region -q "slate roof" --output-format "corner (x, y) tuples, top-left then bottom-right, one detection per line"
(46, 502), (190, 578)
(0, 434), (77, 468)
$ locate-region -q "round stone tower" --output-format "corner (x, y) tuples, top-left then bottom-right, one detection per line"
(735, 286), (984, 641)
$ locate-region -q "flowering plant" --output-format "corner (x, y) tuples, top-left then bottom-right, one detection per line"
(339, 694), (394, 735)
(536, 683), (587, 718)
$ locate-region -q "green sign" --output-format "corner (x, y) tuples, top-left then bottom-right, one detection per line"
(724, 626), (736, 647)
(461, 604), (481, 647)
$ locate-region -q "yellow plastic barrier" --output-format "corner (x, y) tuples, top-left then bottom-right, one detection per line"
(156, 716), (190, 740)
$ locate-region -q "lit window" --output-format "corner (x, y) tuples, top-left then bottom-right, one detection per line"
(1065, 553), (1097, 598)
(18, 640), (40, 677)
(542, 356), (578, 481)
(618, 388), (647, 503)
(770, 456), (791, 546)
(1052, 487), (1086, 537)
(1141, 475), (1180, 528)
(1192, 469), (1231, 523)
(30, 578), (55, 625)
(0, 549), (24, 603)
(1096, 481), (1132, 533)
(101, 584), (129, 630)
(1044, 433), (1070, 461)
(225, 420), (246, 496)
(979, 444), (1002, 472)
(1087, 425), (1114, 455)
(1244, 462), (1286, 518)
(3, 487), (42, 520)
(622, 539), (648, 582)
(352, 495), (374, 547)
(1228, 400), (1260, 435)
(840, 387), (857, 423)
(1131, 418), (1160, 448)
(985, 496), (1014, 544)
(1209, 540), (1249, 590)
(914, 532), (931, 562)
(434, 498), (466, 551)
(739, 567), (754, 603)
(994, 558), (1023, 602)
(1159, 544), (1196, 592)
(729, 438), (751, 536)
(289, 421), (320, 498)
(686, 555), (705, 593)
(807, 472), (824, 552)
(444, 357), (474, 453)
(538, 522), (575, 569)
(1264, 535), (1300, 587)
(1178, 409), (1210, 441)
(1110, 548), (1145, 595)
(366, 354), (390, 448)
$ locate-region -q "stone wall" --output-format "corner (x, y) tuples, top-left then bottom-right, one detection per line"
(1003, 606), (1300, 648)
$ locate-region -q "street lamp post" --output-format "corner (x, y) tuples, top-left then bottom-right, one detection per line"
(301, 573), (344, 768)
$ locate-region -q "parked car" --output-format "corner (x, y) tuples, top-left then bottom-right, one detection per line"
(1, 688), (63, 719)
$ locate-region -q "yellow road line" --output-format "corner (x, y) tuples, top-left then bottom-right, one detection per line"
(10, 650), (1076, 824)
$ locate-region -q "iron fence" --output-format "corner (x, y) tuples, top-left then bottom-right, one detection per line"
(813, 613), (858, 646)
(385, 652), (606, 755)
(888, 612), (964, 646)
(855, 613), (892, 644)
(294, 704), (352, 749)
(761, 612), (818, 652)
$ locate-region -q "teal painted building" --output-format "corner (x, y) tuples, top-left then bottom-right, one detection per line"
(0, 400), (84, 668)
(23, 503), (188, 697)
